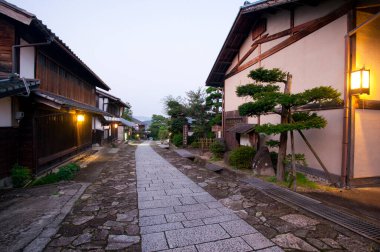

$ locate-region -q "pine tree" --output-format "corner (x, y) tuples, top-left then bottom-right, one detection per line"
(236, 67), (342, 183)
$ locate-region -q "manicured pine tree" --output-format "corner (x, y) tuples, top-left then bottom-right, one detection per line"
(236, 67), (342, 186)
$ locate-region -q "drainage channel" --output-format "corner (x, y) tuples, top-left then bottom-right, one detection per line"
(242, 177), (380, 243)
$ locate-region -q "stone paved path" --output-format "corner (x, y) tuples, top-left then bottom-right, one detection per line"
(136, 143), (283, 252)
(45, 144), (141, 251)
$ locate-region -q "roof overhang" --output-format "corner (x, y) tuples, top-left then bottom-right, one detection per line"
(205, 0), (310, 87)
(0, 0), (110, 91)
(33, 91), (112, 116)
(0, 76), (40, 98)
(96, 89), (129, 108)
(227, 123), (256, 134)
(103, 116), (136, 127)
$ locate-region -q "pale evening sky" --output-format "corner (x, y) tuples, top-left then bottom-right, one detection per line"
(8, 0), (249, 119)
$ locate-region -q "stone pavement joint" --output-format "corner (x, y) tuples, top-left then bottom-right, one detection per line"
(136, 143), (280, 251)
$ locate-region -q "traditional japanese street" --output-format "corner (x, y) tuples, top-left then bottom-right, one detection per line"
(0, 141), (378, 251)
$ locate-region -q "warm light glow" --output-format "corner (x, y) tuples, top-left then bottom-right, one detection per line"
(77, 114), (85, 122)
(114, 124), (118, 129)
(351, 68), (370, 94)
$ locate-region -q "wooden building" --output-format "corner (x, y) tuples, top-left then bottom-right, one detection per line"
(93, 89), (135, 144)
(0, 0), (111, 185)
(206, 0), (380, 187)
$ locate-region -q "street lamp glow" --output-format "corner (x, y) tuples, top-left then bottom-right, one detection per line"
(77, 114), (85, 122)
(351, 68), (370, 95)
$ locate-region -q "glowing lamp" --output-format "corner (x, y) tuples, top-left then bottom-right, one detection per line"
(77, 114), (85, 122)
(114, 124), (118, 129)
(351, 68), (370, 95)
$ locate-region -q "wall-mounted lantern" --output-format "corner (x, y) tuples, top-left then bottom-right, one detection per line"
(351, 68), (370, 95)
(114, 123), (118, 129)
(77, 114), (85, 122)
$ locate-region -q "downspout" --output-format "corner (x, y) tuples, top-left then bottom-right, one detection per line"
(12, 40), (53, 74)
(341, 35), (350, 188)
(341, 10), (380, 188)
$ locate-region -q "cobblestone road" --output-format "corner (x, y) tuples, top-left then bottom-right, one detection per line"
(136, 143), (282, 252)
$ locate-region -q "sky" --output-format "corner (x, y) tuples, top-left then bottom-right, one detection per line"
(8, 0), (247, 119)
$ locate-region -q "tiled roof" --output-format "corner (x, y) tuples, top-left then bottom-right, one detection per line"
(34, 91), (112, 116)
(0, 0), (110, 91)
(104, 116), (136, 127)
(227, 123), (256, 134)
(0, 76), (40, 98)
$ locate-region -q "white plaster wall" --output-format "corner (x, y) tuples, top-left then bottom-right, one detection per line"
(223, 2), (348, 175)
(0, 97), (12, 127)
(93, 117), (103, 130)
(118, 126), (124, 140)
(240, 134), (251, 146)
(354, 110), (380, 178)
(19, 39), (35, 78)
(352, 12), (380, 178)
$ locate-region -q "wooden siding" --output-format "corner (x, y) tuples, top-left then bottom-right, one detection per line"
(224, 110), (248, 150)
(0, 18), (14, 76)
(36, 52), (96, 106)
(0, 128), (18, 178)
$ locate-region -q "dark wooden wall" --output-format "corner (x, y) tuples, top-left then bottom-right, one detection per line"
(0, 128), (18, 178)
(224, 110), (248, 150)
(0, 18), (14, 77)
(36, 52), (96, 106)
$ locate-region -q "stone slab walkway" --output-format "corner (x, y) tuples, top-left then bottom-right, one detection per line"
(136, 143), (282, 252)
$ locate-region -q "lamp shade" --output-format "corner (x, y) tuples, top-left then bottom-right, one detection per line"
(351, 68), (370, 94)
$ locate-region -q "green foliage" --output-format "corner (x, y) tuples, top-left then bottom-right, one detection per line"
(209, 113), (222, 126)
(170, 117), (188, 134)
(172, 134), (183, 147)
(256, 113), (327, 135)
(32, 163), (80, 186)
(149, 114), (168, 139)
(32, 173), (59, 186)
(209, 141), (226, 159)
(265, 172), (317, 189)
(121, 103), (133, 121)
(57, 163), (80, 181)
(236, 84), (280, 98)
(284, 153), (307, 167)
(158, 126), (169, 140)
(266, 140), (280, 148)
(247, 67), (287, 83)
(190, 141), (200, 148)
(11, 164), (32, 188)
(229, 146), (256, 169)
(164, 96), (186, 117)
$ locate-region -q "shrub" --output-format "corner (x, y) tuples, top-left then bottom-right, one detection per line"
(11, 164), (32, 188)
(172, 134), (183, 147)
(31, 163), (80, 186)
(229, 146), (256, 169)
(32, 173), (59, 186)
(190, 141), (200, 148)
(209, 141), (226, 159)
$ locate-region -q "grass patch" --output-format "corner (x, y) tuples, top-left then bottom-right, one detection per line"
(264, 172), (318, 189)
(32, 163), (80, 186)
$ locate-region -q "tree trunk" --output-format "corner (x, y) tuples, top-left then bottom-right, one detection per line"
(290, 130), (297, 191)
(276, 131), (288, 181)
(276, 73), (292, 181)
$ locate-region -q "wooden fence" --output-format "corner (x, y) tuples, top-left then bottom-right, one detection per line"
(199, 138), (215, 150)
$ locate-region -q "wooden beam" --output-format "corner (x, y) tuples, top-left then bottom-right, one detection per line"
(357, 99), (380, 110)
(226, 3), (352, 79)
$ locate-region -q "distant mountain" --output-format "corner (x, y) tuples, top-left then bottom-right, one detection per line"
(143, 120), (152, 128)
(134, 115), (151, 122)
